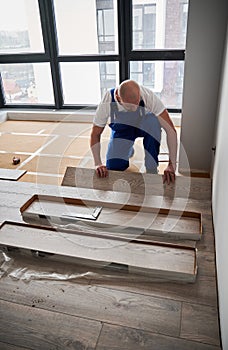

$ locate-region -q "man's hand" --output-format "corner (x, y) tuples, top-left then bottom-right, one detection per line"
(95, 164), (109, 178)
(163, 164), (176, 184)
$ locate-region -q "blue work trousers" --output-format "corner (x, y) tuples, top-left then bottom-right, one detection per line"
(106, 111), (161, 173)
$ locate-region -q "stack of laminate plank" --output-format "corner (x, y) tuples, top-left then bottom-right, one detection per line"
(0, 189), (201, 282)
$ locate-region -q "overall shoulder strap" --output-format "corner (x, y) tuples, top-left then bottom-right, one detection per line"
(110, 88), (115, 102)
(110, 88), (118, 122)
(139, 99), (145, 107)
(139, 98), (145, 117)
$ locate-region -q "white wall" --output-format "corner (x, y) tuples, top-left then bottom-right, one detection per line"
(179, 0), (228, 173)
(212, 26), (228, 350)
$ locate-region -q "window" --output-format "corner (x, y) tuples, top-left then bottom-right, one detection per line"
(130, 0), (188, 111)
(0, 0), (189, 111)
(0, 0), (44, 54)
(54, 0), (118, 55)
(0, 62), (54, 104)
(130, 61), (185, 109)
(133, 4), (156, 49)
(60, 61), (119, 105)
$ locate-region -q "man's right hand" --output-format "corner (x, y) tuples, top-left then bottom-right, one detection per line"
(95, 164), (109, 178)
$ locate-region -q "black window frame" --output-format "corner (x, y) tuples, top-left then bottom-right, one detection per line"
(0, 0), (185, 113)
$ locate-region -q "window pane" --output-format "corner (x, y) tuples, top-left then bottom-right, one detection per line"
(130, 60), (184, 109)
(0, 0), (44, 54)
(60, 62), (119, 105)
(132, 0), (189, 50)
(0, 63), (54, 104)
(54, 0), (118, 55)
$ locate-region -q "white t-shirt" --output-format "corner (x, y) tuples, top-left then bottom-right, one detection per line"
(93, 85), (166, 127)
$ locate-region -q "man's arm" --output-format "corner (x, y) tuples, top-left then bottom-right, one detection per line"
(90, 124), (108, 177)
(158, 109), (177, 184)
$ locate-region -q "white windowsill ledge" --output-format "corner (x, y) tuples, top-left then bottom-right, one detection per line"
(0, 109), (182, 127)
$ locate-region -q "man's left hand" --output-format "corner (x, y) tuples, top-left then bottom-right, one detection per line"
(163, 164), (176, 184)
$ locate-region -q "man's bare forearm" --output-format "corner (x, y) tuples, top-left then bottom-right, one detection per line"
(158, 110), (177, 172)
(167, 128), (177, 171)
(90, 125), (104, 166)
(90, 136), (102, 166)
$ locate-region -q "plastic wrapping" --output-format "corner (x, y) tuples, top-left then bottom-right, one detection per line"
(0, 247), (179, 284)
(0, 248), (99, 282)
(0, 213), (195, 284)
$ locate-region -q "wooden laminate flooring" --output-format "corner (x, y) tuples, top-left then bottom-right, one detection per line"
(0, 174), (221, 349)
(0, 120), (219, 349)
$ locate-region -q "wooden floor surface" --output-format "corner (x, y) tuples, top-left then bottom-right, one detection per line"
(0, 174), (221, 350)
(0, 120), (219, 349)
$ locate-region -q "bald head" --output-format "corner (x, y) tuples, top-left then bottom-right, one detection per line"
(119, 80), (140, 101)
(118, 80), (140, 111)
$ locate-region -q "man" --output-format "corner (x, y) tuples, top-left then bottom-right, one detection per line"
(90, 80), (177, 184)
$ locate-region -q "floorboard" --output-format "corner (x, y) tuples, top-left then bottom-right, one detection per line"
(96, 324), (221, 350)
(0, 222), (197, 282)
(0, 169), (27, 181)
(62, 167), (212, 200)
(0, 278), (181, 338)
(180, 302), (221, 346)
(0, 341), (29, 350)
(89, 274), (218, 307)
(0, 299), (101, 350)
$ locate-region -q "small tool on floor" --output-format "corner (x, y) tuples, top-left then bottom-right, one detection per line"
(12, 156), (21, 165)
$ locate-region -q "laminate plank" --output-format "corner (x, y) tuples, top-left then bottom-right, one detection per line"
(0, 202), (196, 248)
(197, 251), (216, 277)
(90, 274), (218, 307)
(0, 222), (197, 282)
(196, 232), (215, 252)
(0, 341), (30, 350)
(21, 194), (202, 241)
(96, 324), (221, 350)
(196, 214), (215, 252)
(0, 180), (211, 234)
(62, 167), (212, 200)
(0, 169), (26, 181)
(0, 299), (102, 350)
(0, 244), (217, 308)
(181, 302), (221, 346)
(0, 206), (23, 226)
(0, 182), (209, 248)
(0, 278), (181, 337)
(0, 180), (212, 215)
(0, 193), (32, 208)
(202, 214), (215, 235)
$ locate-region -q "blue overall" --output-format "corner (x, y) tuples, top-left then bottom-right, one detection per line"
(106, 88), (161, 173)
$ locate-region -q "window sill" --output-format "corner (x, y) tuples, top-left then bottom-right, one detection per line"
(0, 109), (182, 127)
